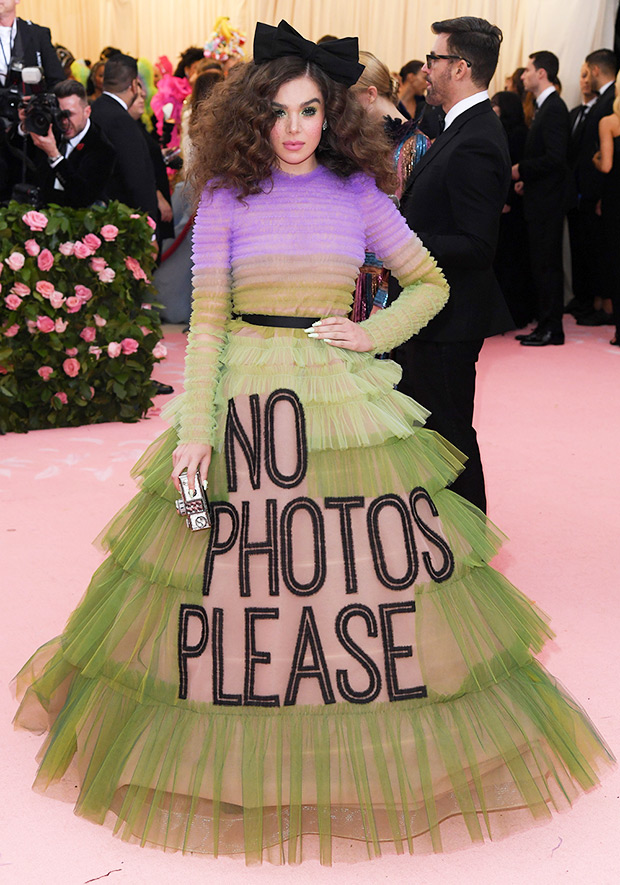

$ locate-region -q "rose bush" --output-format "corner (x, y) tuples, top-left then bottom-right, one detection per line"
(0, 201), (164, 432)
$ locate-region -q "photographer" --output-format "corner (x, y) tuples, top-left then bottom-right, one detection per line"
(0, 0), (64, 89)
(28, 79), (115, 207)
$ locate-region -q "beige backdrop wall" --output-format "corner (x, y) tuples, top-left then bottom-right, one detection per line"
(20, 0), (617, 107)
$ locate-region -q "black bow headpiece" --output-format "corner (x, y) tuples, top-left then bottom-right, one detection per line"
(253, 20), (364, 87)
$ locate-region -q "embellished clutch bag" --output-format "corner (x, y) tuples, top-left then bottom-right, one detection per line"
(174, 470), (211, 531)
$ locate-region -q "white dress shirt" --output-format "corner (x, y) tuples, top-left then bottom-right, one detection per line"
(443, 90), (489, 131)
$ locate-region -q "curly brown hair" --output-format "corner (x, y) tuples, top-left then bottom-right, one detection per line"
(187, 56), (397, 202)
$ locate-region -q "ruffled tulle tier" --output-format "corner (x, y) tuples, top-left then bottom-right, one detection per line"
(14, 333), (614, 863)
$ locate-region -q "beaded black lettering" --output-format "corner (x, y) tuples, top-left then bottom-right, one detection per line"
(239, 499), (279, 597)
(280, 497), (326, 596)
(225, 394), (261, 492)
(367, 494), (418, 590)
(325, 497), (365, 594)
(178, 604), (208, 700)
(264, 389), (307, 488)
(244, 608), (280, 707)
(379, 601), (427, 701)
(212, 607), (242, 706)
(335, 604), (382, 703)
(284, 606), (336, 705)
(410, 487), (455, 583)
(203, 502), (240, 595)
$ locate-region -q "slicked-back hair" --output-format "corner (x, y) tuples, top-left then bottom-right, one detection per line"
(586, 49), (618, 76)
(399, 59), (424, 80)
(54, 79), (88, 104)
(431, 16), (502, 88)
(529, 50), (560, 85)
(103, 53), (138, 93)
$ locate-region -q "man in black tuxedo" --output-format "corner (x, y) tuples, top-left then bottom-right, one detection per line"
(569, 49), (617, 325)
(90, 53), (158, 220)
(392, 16), (513, 513)
(26, 80), (115, 207)
(0, 0), (64, 89)
(513, 51), (570, 347)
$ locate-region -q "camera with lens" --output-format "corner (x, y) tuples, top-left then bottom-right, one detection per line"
(23, 92), (70, 137)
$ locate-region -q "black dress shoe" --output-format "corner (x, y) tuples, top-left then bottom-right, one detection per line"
(576, 309), (614, 326)
(520, 330), (564, 346)
(151, 379), (174, 395)
(515, 329), (540, 341)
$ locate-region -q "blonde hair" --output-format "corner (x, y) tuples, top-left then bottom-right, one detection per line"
(613, 70), (620, 119)
(353, 51), (400, 104)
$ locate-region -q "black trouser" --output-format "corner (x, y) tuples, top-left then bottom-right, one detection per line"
(394, 337), (487, 513)
(567, 200), (601, 316)
(526, 212), (565, 334)
(601, 201), (620, 336)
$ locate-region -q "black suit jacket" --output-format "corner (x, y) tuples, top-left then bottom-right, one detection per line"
(395, 99), (513, 342)
(90, 93), (158, 218)
(571, 83), (615, 204)
(519, 91), (570, 220)
(11, 18), (65, 88)
(42, 120), (116, 208)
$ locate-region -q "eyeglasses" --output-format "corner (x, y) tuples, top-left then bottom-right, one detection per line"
(426, 53), (472, 68)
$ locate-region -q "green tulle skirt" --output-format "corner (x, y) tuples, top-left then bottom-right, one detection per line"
(13, 330), (614, 864)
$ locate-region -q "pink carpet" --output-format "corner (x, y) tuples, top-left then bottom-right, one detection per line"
(1, 318), (619, 884)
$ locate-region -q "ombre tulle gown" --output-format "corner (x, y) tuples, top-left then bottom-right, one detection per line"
(14, 165), (614, 864)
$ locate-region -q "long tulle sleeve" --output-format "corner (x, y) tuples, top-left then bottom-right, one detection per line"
(177, 186), (234, 445)
(354, 175), (450, 354)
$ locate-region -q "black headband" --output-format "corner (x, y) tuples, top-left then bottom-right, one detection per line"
(253, 20), (364, 87)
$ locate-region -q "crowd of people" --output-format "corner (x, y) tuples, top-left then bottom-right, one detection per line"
(11, 11), (614, 867)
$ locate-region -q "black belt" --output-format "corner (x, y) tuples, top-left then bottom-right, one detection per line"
(234, 313), (320, 329)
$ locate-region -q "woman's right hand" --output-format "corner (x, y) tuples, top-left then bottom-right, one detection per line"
(171, 443), (212, 491)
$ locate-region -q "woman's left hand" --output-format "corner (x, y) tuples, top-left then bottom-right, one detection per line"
(306, 317), (373, 352)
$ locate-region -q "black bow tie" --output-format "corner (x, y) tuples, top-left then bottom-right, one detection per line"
(253, 20), (364, 87)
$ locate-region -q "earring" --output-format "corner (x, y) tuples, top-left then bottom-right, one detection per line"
(322, 120), (328, 131)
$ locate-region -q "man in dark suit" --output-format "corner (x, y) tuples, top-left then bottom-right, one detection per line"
(569, 49), (617, 325)
(26, 79), (115, 207)
(392, 16), (513, 513)
(90, 53), (158, 220)
(513, 51), (570, 346)
(0, 0), (64, 89)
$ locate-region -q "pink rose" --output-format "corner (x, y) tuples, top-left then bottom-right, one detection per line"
(146, 216), (157, 230)
(152, 342), (167, 360)
(120, 337), (139, 355)
(72, 241), (92, 259)
(62, 357), (80, 377)
(93, 313), (107, 327)
(54, 392), (68, 405)
(36, 280), (55, 298)
(125, 256), (148, 281)
(58, 241), (75, 256)
(22, 210), (48, 231)
(0, 366), (7, 374)
(65, 296), (82, 313)
(80, 326), (97, 342)
(38, 366), (54, 381)
(4, 323), (19, 337)
(83, 233), (101, 251)
(139, 325), (152, 336)
(50, 291), (65, 309)
(37, 249), (54, 272)
(11, 282), (30, 297)
(88, 386), (95, 398)
(4, 294), (22, 310)
(100, 224), (119, 241)
(36, 315), (55, 333)
(130, 213), (140, 219)
(98, 267), (116, 283)
(54, 318), (68, 333)
(88, 345), (102, 359)
(65, 347), (78, 357)
(74, 284), (93, 303)
(27, 320), (37, 334)
(107, 341), (122, 358)
(5, 252), (25, 271)
(90, 257), (107, 272)
(141, 303), (152, 310)
(25, 239), (41, 257)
